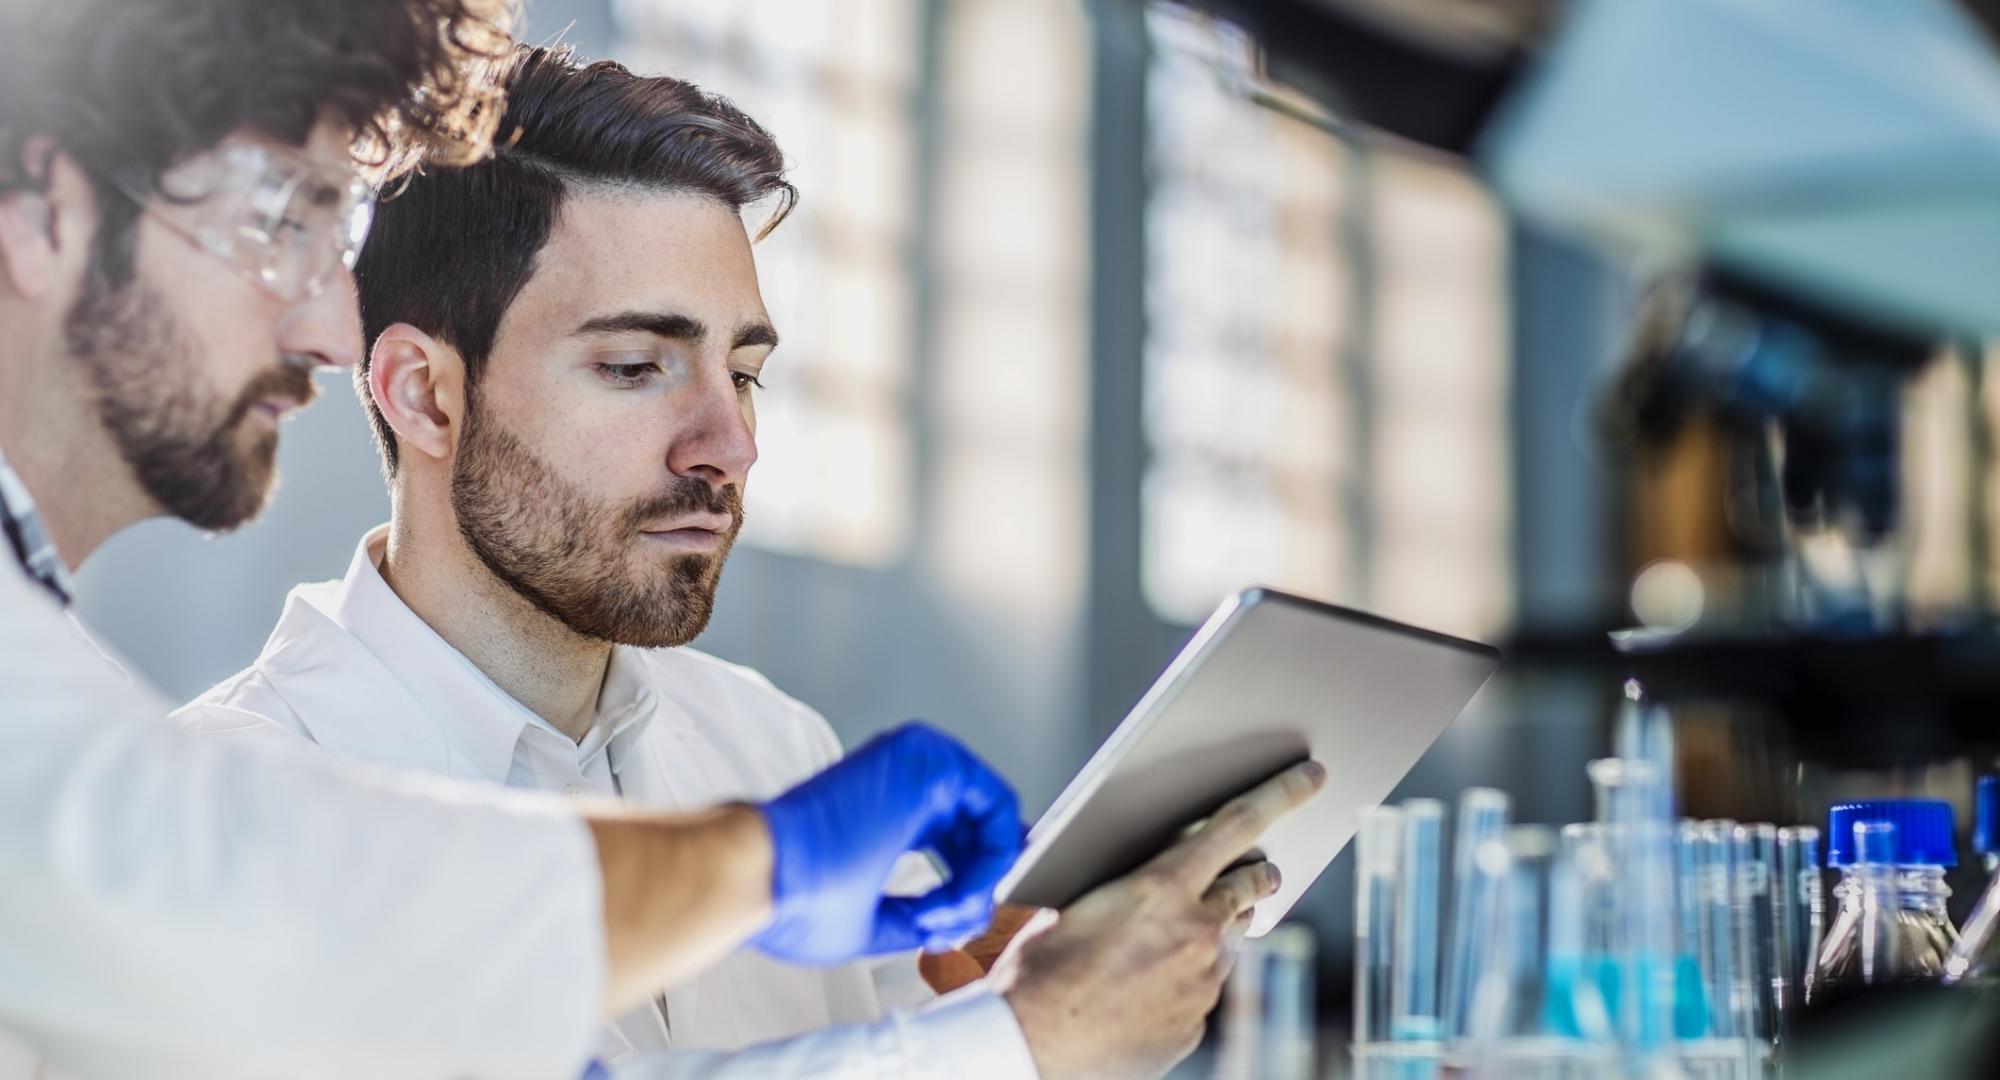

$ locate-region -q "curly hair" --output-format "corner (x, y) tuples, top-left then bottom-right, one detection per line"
(0, 0), (515, 205)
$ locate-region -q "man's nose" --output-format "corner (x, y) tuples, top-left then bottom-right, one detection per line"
(667, 373), (759, 488)
(275, 268), (365, 372)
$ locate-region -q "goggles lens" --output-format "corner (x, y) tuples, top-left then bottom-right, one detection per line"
(135, 142), (376, 302)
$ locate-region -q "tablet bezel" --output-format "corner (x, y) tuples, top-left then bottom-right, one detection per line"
(996, 586), (1499, 933)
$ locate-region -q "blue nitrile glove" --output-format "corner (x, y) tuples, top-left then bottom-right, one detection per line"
(752, 721), (1024, 966)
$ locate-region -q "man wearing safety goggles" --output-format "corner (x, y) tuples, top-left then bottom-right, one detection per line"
(0, 3), (1026, 1079)
(62, 137), (376, 536)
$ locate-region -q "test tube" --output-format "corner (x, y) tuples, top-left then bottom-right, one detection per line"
(1695, 820), (1740, 1040)
(1731, 824), (1777, 1043)
(1442, 788), (1510, 1042)
(1587, 757), (1677, 1053)
(1607, 689), (1683, 1057)
(1776, 832), (1808, 1024)
(1392, 800), (1446, 1044)
(1612, 684), (1678, 824)
(1355, 805), (1405, 1045)
(1674, 820), (1710, 1042)
(1552, 823), (1616, 1044)
(1560, 823), (1617, 952)
(1462, 826), (1560, 1051)
(1217, 924), (1316, 1080)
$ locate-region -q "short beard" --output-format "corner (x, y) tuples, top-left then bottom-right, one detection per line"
(449, 404), (742, 648)
(63, 269), (309, 532)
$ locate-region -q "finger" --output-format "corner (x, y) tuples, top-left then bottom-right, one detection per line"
(922, 783), (1024, 876)
(991, 902), (1041, 931)
(918, 948), (988, 995)
(1200, 859), (1282, 925)
(915, 766), (1023, 928)
(897, 845), (1010, 941)
(914, 826), (1014, 925)
(951, 902), (1044, 971)
(941, 739), (1026, 859)
(876, 894), (992, 955)
(1213, 908), (1255, 981)
(914, 887), (993, 936)
(1154, 760), (1324, 887)
(900, 884), (993, 940)
(904, 723), (1025, 869)
(1222, 906), (1255, 952)
(870, 895), (932, 955)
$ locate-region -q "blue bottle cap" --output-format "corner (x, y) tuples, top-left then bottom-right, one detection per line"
(1975, 777), (2000, 855)
(1826, 799), (1957, 868)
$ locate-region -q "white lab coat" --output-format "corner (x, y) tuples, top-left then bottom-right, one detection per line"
(173, 527), (1040, 1079)
(0, 548), (605, 1078)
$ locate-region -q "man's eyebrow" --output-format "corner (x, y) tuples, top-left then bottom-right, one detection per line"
(572, 310), (707, 342)
(733, 321), (779, 351)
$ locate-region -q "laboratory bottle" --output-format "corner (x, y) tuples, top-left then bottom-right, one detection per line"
(1810, 801), (1958, 997)
(1944, 779), (2000, 985)
(1975, 776), (2000, 878)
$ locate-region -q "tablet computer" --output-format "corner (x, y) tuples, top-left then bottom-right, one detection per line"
(997, 587), (1498, 936)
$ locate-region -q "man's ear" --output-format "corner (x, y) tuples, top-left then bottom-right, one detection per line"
(0, 139), (84, 299)
(0, 192), (56, 299)
(368, 322), (468, 466)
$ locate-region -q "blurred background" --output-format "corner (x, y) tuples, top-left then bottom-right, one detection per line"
(75, 0), (1636, 1054)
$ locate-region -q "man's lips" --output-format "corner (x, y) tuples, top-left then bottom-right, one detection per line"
(250, 396), (305, 423)
(639, 515), (734, 551)
(641, 514), (733, 535)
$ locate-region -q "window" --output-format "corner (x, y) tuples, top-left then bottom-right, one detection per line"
(927, 0), (1091, 614)
(614, 0), (921, 565)
(1141, 4), (1511, 638)
(1366, 150), (1512, 637)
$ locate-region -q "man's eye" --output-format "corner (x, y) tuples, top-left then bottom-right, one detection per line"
(732, 371), (766, 393)
(598, 362), (658, 386)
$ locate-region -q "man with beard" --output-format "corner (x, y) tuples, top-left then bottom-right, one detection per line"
(177, 45), (1325, 1079)
(0, 3), (1056, 1078)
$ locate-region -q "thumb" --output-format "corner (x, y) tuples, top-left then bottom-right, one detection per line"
(867, 895), (933, 955)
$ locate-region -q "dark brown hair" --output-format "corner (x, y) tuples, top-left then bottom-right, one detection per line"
(0, 0), (514, 281)
(353, 44), (795, 474)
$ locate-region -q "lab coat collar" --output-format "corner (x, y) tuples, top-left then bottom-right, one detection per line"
(293, 525), (660, 784)
(251, 593), (461, 774)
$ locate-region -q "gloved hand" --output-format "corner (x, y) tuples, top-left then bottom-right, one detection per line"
(753, 721), (1025, 966)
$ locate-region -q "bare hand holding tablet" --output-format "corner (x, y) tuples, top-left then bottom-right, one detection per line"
(991, 760), (1327, 1080)
(916, 590), (1492, 1079)
(999, 587), (1498, 936)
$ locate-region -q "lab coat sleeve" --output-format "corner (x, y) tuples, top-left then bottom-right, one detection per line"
(610, 984), (1039, 1080)
(0, 565), (605, 1080)
(172, 700), (315, 747)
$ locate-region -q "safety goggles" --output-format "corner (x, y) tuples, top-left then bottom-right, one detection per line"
(114, 141), (375, 303)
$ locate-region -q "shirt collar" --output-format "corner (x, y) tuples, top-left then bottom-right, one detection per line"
(0, 442), (75, 605)
(321, 525), (658, 783)
(600, 648), (661, 776)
